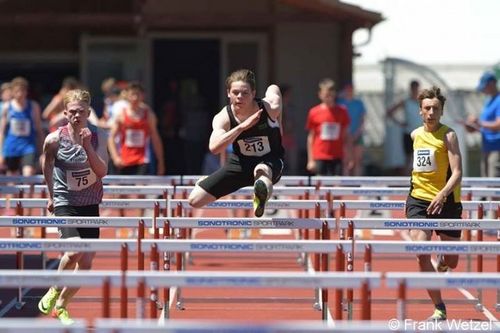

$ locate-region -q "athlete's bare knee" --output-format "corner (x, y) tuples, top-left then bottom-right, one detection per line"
(188, 191), (205, 208)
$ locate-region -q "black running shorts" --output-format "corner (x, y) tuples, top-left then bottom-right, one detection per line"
(405, 195), (462, 238)
(198, 154), (284, 199)
(55, 204), (100, 239)
(5, 153), (36, 172)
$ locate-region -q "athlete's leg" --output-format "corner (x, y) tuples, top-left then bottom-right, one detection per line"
(437, 233), (460, 269)
(409, 229), (444, 305)
(56, 251), (95, 308)
(253, 163), (273, 196)
(188, 185), (217, 208)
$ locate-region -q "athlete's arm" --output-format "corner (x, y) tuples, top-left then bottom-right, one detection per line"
(262, 84), (282, 121)
(41, 94), (63, 120)
(427, 129), (462, 215)
(81, 127), (107, 178)
(208, 107), (262, 155)
(107, 112), (122, 167)
(42, 131), (58, 212)
(479, 114), (500, 131)
(306, 131), (315, 173)
(386, 99), (405, 126)
(147, 109), (165, 175)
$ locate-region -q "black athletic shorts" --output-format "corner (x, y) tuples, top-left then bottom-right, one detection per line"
(405, 195), (462, 238)
(120, 163), (149, 176)
(315, 159), (343, 176)
(5, 153), (36, 172)
(55, 204), (100, 239)
(198, 154), (284, 199)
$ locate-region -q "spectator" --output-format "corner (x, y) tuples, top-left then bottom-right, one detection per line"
(0, 82), (12, 110)
(338, 83), (366, 176)
(387, 80), (421, 175)
(0, 77), (43, 176)
(306, 78), (350, 175)
(466, 71), (500, 179)
(108, 81), (164, 176)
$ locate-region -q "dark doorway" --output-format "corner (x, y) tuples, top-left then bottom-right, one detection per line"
(153, 39), (220, 175)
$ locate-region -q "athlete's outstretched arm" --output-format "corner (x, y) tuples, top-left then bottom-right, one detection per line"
(208, 107), (262, 155)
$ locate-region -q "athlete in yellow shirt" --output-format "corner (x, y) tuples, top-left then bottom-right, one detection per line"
(405, 86), (463, 321)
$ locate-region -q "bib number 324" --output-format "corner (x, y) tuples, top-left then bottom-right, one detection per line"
(413, 148), (436, 172)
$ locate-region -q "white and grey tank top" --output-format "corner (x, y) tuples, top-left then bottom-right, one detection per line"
(53, 124), (103, 207)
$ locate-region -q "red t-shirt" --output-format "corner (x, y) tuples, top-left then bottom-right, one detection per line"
(120, 107), (150, 166)
(306, 103), (350, 160)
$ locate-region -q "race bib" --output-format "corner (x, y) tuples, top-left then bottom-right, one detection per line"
(320, 122), (340, 140)
(413, 148), (436, 172)
(125, 129), (145, 148)
(10, 118), (31, 136)
(66, 168), (97, 191)
(237, 136), (271, 157)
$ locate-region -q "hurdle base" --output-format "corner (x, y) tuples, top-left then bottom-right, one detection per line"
(14, 301), (25, 310)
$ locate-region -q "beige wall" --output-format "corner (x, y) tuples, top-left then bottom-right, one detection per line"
(275, 22), (341, 149)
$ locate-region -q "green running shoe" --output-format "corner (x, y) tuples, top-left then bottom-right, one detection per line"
(38, 287), (60, 315)
(427, 308), (447, 321)
(253, 179), (268, 218)
(52, 306), (75, 325)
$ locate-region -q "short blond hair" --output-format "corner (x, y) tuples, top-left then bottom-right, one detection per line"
(1, 82), (11, 92)
(11, 77), (29, 90)
(63, 89), (91, 108)
(318, 78), (335, 92)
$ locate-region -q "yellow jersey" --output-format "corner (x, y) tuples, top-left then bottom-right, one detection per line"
(410, 125), (461, 203)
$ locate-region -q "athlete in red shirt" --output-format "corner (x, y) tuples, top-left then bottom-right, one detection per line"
(306, 78), (350, 175)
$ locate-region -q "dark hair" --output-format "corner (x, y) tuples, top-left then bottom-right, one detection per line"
(410, 80), (420, 89)
(418, 86), (446, 109)
(126, 81), (144, 92)
(62, 77), (79, 90)
(226, 69), (256, 91)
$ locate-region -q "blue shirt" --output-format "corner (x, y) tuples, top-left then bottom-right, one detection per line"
(3, 101), (36, 157)
(337, 97), (366, 135)
(480, 94), (500, 152)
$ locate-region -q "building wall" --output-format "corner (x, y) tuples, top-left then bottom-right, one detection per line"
(275, 22), (341, 150)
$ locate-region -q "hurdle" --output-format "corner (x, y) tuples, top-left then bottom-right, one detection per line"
(2, 174), (499, 187)
(0, 269), (381, 321)
(0, 318), (86, 333)
(0, 215), (152, 312)
(386, 272), (500, 321)
(141, 237), (351, 319)
(0, 238), (136, 316)
(93, 319), (397, 333)
(9, 198), (165, 236)
(166, 200), (329, 291)
(335, 218), (500, 314)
